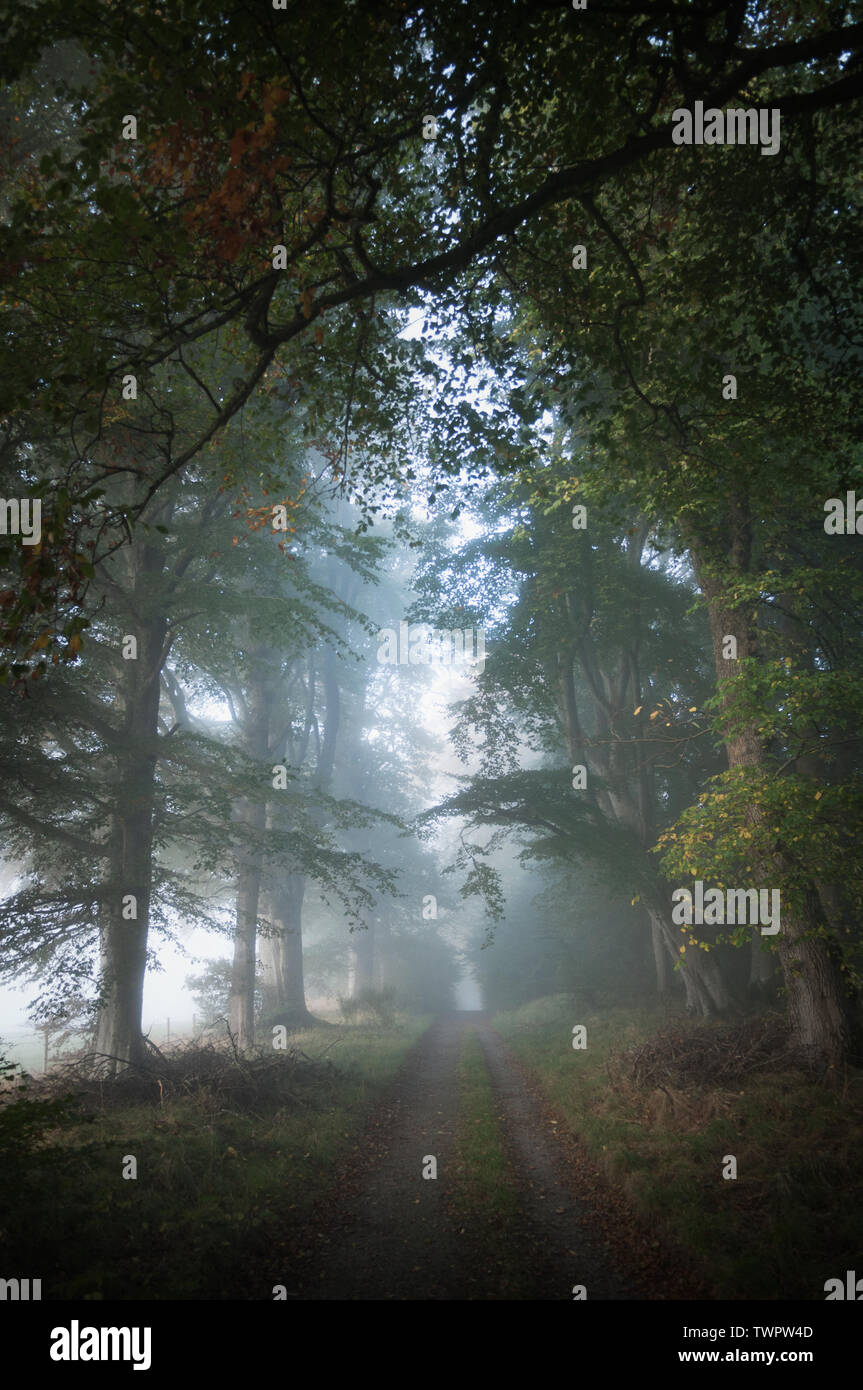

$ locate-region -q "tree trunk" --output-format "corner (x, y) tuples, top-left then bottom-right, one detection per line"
(647, 900), (732, 1017)
(230, 851), (262, 1049)
(350, 920), (376, 999)
(651, 918), (670, 996)
(691, 536), (858, 1066)
(93, 604), (165, 1073)
(93, 883), (150, 1069)
(263, 873), (313, 1027)
(553, 616), (735, 1019)
(749, 932), (776, 999)
(229, 654), (273, 1049)
(650, 917), (669, 995)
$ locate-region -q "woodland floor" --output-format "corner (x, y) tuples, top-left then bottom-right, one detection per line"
(263, 1013), (707, 1300)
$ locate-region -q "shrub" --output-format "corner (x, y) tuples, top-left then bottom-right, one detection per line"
(354, 986), (397, 1027)
(337, 994), (361, 1022)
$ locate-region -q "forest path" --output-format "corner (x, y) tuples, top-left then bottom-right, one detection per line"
(276, 1012), (692, 1300)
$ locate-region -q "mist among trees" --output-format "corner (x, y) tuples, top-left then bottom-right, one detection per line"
(1, 0), (863, 1332)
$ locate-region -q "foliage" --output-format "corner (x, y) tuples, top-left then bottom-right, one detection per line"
(351, 986), (398, 1028)
(186, 958), (261, 1029)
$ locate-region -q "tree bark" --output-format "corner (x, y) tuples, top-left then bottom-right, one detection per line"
(749, 932), (776, 999)
(350, 920), (376, 999)
(646, 894), (733, 1016)
(229, 651), (273, 1049)
(690, 530), (858, 1066)
(93, 581), (166, 1071)
(263, 642), (342, 1023)
(651, 918), (670, 995)
(555, 619), (734, 1019)
(230, 849), (262, 1049)
(262, 873), (314, 1026)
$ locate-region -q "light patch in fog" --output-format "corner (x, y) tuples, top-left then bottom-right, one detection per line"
(454, 975), (482, 1010)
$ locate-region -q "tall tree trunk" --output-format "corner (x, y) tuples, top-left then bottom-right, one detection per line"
(651, 917), (670, 996)
(91, 496), (224, 1070)
(264, 642), (342, 1024)
(259, 928), (281, 1014)
(230, 848), (262, 1049)
(229, 654), (272, 1049)
(691, 534), (858, 1065)
(749, 932), (776, 999)
(646, 896), (732, 1017)
(350, 920), (376, 999)
(93, 888), (149, 1069)
(554, 619), (735, 1019)
(93, 601), (165, 1071)
(263, 873), (313, 1026)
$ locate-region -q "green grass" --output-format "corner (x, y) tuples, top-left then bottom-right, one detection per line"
(448, 1028), (533, 1297)
(0, 1015), (430, 1300)
(493, 994), (863, 1299)
(451, 1030), (519, 1220)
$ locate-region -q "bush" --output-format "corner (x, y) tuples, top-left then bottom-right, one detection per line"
(355, 986), (397, 1027)
(0, 1048), (81, 1161)
(336, 987), (397, 1026)
(186, 958), (263, 1029)
(337, 994), (361, 1022)
(10, 1038), (338, 1114)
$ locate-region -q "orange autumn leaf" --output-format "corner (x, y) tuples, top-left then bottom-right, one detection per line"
(229, 130), (248, 164)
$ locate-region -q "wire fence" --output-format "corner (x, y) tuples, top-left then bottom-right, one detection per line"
(1, 1018), (200, 1074)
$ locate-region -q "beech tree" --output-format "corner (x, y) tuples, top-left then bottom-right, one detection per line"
(3, 2), (863, 673)
(484, 76), (863, 1062)
(414, 475), (744, 1016)
(3, 1), (863, 1068)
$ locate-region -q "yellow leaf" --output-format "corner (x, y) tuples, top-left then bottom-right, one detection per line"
(650, 710), (660, 721)
(688, 706), (696, 712)
(814, 790), (822, 800)
(632, 706), (642, 716)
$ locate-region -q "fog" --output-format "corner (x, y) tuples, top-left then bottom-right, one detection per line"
(1, 0), (862, 1345)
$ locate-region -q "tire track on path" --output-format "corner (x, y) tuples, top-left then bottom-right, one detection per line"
(283, 1014), (470, 1300)
(278, 1013), (664, 1299)
(475, 1021), (636, 1299)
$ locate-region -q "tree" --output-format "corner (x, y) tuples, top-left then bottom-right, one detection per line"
(3, 3), (862, 673)
(487, 69), (863, 1061)
(413, 472), (738, 1014)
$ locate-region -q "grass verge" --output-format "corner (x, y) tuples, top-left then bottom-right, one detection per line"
(0, 1015), (430, 1300)
(447, 1028), (532, 1298)
(451, 1030), (519, 1221)
(493, 994), (863, 1299)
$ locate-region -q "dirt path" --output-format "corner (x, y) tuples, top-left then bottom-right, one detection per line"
(277, 1013), (687, 1300)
